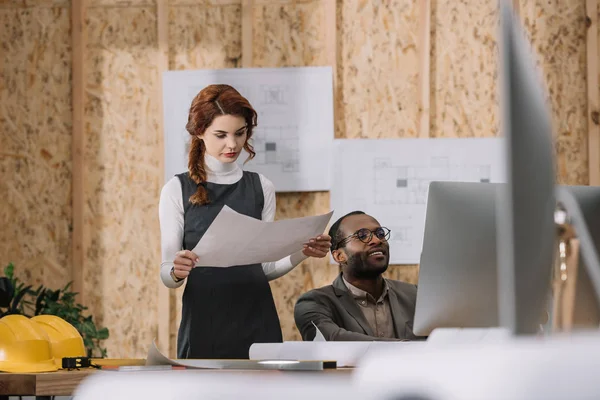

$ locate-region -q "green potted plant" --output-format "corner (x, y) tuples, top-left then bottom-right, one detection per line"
(0, 263), (109, 358)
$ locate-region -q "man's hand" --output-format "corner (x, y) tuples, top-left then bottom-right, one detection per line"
(173, 250), (198, 279)
(302, 234), (332, 258)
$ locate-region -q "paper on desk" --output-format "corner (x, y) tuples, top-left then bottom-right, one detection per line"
(146, 340), (334, 370)
(312, 321), (326, 342)
(146, 339), (228, 369)
(192, 205), (334, 267)
(146, 340), (261, 369)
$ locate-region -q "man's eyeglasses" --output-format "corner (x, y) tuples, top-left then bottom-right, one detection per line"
(334, 227), (391, 250)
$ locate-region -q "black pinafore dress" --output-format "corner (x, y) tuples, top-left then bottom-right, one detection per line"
(176, 171), (283, 359)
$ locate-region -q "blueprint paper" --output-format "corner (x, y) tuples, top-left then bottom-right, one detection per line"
(312, 321), (327, 342)
(330, 138), (506, 264)
(191, 206), (334, 267)
(162, 67), (334, 192)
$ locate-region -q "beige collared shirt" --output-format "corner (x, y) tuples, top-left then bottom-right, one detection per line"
(342, 277), (396, 339)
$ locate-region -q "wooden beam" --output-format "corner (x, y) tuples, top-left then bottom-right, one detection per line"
(417, 0), (431, 138)
(71, 0), (87, 303)
(324, 0), (336, 131)
(242, 0), (254, 67)
(587, 0), (600, 185)
(156, 0), (171, 357)
(0, 370), (95, 396)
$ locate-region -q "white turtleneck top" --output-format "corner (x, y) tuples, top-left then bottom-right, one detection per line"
(159, 154), (308, 289)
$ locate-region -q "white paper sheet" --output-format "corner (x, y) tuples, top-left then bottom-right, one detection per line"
(191, 206), (334, 267)
(146, 340), (229, 369)
(312, 321), (326, 342)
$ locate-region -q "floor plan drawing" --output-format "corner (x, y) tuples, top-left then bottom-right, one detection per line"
(251, 125), (300, 173)
(331, 138), (505, 264)
(374, 157), (493, 205)
(260, 85), (290, 106)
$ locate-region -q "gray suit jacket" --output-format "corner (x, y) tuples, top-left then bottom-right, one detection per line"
(294, 274), (425, 341)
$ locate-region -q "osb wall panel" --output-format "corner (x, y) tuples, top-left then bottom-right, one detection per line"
(0, 4), (72, 291)
(84, 6), (161, 357)
(338, 0), (421, 313)
(169, 5), (242, 72)
(431, 0), (588, 182)
(253, 2), (326, 67)
(167, 2), (243, 355)
(383, 264), (419, 284)
(520, 0), (588, 185)
(339, 0), (421, 139)
(431, 0), (499, 138)
(252, 1), (337, 341)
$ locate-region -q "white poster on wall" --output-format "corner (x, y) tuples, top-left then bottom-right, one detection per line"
(330, 137), (506, 264)
(162, 67), (334, 192)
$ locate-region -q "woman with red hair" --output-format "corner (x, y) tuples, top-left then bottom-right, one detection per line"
(159, 84), (331, 359)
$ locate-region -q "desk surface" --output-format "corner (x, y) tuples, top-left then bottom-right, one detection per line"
(0, 368), (352, 396)
(0, 369), (96, 396)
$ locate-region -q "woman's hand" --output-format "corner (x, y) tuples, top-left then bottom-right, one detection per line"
(302, 234), (332, 258)
(173, 250), (199, 280)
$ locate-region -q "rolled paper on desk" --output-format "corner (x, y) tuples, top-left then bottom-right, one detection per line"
(249, 342), (423, 368)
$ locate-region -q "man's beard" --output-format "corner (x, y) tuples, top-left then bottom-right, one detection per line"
(345, 252), (389, 279)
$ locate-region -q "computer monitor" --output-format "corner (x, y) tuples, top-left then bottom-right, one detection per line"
(496, 0), (557, 335)
(413, 182), (600, 337)
(413, 181), (503, 336)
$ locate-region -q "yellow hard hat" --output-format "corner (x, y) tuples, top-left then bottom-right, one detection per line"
(31, 315), (86, 367)
(0, 314), (58, 373)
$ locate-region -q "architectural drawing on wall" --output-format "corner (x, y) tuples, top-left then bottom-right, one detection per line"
(251, 124), (299, 173)
(162, 67), (334, 192)
(388, 225), (413, 244)
(373, 157), (493, 205)
(331, 138), (506, 264)
(260, 85), (289, 106)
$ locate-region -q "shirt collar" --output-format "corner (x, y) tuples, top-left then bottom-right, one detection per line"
(342, 276), (390, 303)
(204, 153), (240, 175)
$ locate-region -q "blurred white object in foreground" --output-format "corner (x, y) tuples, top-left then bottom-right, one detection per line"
(74, 370), (363, 400)
(354, 331), (600, 400)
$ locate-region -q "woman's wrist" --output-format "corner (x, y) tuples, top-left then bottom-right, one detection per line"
(170, 267), (185, 282)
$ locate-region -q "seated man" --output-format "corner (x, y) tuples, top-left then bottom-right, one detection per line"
(294, 211), (423, 341)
